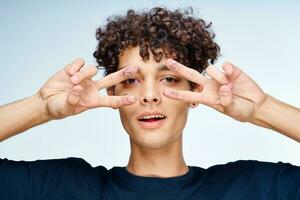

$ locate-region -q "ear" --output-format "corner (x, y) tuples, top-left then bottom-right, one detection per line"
(192, 83), (203, 92)
(106, 86), (115, 96)
(188, 83), (201, 109)
(189, 103), (199, 108)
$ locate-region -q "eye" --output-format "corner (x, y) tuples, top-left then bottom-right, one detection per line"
(121, 78), (140, 85)
(161, 76), (179, 84)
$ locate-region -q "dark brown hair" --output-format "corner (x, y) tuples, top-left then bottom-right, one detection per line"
(93, 7), (220, 76)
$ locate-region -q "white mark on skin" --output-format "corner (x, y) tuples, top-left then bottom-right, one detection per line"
(121, 66), (138, 78)
(167, 60), (177, 71)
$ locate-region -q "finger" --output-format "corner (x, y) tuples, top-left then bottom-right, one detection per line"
(165, 59), (206, 85)
(71, 65), (98, 85)
(65, 58), (85, 76)
(67, 85), (83, 106)
(221, 61), (234, 76)
(219, 85), (232, 106)
(163, 88), (219, 105)
(222, 62), (242, 80)
(97, 95), (137, 109)
(96, 66), (138, 90)
(205, 65), (229, 85)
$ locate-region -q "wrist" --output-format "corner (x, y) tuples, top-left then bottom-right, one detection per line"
(250, 94), (273, 128)
(33, 92), (52, 123)
(250, 94), (300, 142)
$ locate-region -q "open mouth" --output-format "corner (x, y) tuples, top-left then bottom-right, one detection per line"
(137, 114), (167, 129)
(138, 115), (166, 122)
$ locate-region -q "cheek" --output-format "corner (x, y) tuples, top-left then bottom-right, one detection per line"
(164, 95), (189, 113)
(119, 106), (133, 120)
(114, 85), (139, 97)
(118, 104), (138, 129)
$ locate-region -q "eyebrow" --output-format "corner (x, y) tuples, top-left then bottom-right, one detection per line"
(118, 65), (171, 73)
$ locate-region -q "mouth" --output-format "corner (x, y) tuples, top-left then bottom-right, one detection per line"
(138, 114), (166, 122)
(137, 112), (167, 129)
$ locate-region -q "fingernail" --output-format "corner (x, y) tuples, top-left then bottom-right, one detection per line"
(163, 89), (171, 95)
(220, 88), (231, 95)
(71, 75), (79, 84)
(69, 69), (75, 75)
(122, 66), (138, 78)
(125, 95), (136, 104)
(163, 89), (175, 97)
(167, 59), (177, 70)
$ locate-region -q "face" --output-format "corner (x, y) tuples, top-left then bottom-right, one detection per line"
(113, 46), (191, 150)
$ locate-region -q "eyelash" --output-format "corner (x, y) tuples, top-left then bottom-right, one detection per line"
(121, 77), (179, 85)
(162, 77), (179, 83)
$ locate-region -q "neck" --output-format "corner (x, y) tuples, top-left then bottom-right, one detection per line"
(126, 134), (188, 178)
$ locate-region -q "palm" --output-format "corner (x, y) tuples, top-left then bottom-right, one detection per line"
(38, 59), (138, 120)
(39, 69), (98, 119)
(164, 59), (267, 122)
(208, 69), (266, 122)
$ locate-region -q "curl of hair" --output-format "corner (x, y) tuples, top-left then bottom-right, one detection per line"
(93, 7), (220, 76)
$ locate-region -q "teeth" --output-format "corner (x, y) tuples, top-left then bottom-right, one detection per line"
(139, 115), (165, 120)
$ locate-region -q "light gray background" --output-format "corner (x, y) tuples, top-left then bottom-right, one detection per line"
(0, 0), (299, 169)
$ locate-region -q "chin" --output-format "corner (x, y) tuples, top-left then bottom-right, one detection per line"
(129, 129), (182, 150)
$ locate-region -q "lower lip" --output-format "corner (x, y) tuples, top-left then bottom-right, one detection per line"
(138, 118), (166, 129)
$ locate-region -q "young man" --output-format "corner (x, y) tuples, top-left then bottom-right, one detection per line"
(1, 7), (300, 199)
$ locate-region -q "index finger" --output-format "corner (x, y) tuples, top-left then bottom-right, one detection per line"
(65, 58), (85, 76)
(95, 66), (138, 90)
(165, 59), (206, 85)
(163, 88), (220, 105)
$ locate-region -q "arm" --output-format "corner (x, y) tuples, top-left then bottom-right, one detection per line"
(163, 59), (300, 142)
(0, 94), (50, 141)
(0, 58), (138, 142)
(251, 95), (300, 142)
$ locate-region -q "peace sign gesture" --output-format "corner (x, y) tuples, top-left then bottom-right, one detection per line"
(38, 58), (137, 120)
(163, 59), (267, 122)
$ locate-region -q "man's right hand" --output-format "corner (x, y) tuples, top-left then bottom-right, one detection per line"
(38, 58), (138, 120)
(0, 58), (138, 141)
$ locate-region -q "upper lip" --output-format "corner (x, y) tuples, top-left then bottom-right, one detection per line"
(137, 111), (167, 120)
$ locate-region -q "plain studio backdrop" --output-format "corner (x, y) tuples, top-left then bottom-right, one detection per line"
(0, 0), (299, 169)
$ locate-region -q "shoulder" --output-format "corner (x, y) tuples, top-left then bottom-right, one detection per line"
(0, 157), (109, 179)
(204, 160), (299, 175)
(189, 161), (300, 199)
(0, 157), (110, 198)
(201, 160), (300, 187)
(206, 159), (299, 170)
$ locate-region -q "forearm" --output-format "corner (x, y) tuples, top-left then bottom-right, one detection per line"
(251, 94), (300, 142)
(0, 93), (51, 142)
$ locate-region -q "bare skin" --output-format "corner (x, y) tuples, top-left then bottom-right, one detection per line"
(0, 53), (299, 180)
(40, 58), (139, 118)
(163, 59), (300, 142)
(0, 58), (139, 141)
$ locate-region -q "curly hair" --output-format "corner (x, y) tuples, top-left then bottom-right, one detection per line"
(93, 7), (220, 76)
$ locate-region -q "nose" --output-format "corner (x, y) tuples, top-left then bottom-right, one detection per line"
(140, 80), (161, 105)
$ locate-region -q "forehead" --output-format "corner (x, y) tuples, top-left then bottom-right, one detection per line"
(118, 46), (143, 65)
(118, 46), (169, 71)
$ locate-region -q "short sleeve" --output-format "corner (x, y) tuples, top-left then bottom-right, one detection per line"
(237, 160), (300, 199)
(0, 157), (107, 200)
(272, 161), (300, 199)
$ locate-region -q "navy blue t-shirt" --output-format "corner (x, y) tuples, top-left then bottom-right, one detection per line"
(0, 157), (299, 199)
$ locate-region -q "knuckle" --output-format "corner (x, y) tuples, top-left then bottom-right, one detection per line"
(188, 71), (197, 82)
(112, 98), (121, 108)
(107, 75), (114, 86)
(75, 57), (85, 65)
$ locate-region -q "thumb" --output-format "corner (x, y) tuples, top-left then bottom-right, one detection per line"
(219, 85), (232, 107)
(67, 85), (82, 106)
